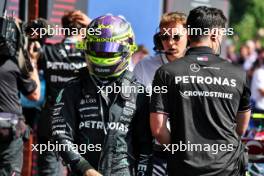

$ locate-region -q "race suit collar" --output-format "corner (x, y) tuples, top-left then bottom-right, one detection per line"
(80, 68), (130, 95)
(186, 46), (214, 55)
(79, 68), (97, 94)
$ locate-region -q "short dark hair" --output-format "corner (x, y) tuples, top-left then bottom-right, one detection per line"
(187, 6), (227, 42)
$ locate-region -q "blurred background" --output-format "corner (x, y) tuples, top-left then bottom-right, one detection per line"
(1, 0), (264, 175)
(1, 0), (263, 56)
(0, 0), (231, 55)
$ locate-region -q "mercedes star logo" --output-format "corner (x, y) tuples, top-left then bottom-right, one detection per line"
(190, 63), (200, 72)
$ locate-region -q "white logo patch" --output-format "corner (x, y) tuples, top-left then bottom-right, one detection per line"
(190, 63), (200, 72)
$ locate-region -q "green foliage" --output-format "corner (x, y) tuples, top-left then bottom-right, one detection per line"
(233, 14), (256, 43)
(229, 0), (264, 46)
(229, 0), (251, 26)
(249, 0), (264, 27)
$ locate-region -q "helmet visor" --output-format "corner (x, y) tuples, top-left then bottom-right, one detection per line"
(86, 41), (130, 54)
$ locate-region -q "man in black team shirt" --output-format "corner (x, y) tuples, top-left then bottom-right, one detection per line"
(30, 10), (90, 175)
(150, 6), (251, 176)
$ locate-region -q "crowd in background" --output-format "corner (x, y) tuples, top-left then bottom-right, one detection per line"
(226, 39), (264, 113)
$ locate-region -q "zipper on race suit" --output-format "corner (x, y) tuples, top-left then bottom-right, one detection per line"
(97, 84), (120, 173)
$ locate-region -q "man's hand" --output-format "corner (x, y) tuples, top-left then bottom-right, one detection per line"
(29, 41), (41, 63)
(71, 10), (91, 27)
(84, 169), (102, 176)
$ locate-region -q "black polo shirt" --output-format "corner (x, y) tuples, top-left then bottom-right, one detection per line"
(0, 57), (37, 115)
(150, 47), (251, 176)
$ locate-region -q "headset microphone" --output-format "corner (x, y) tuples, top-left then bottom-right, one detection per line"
(153, 32), (175, 56)
(153, 46), (173, 55)
(215, 38), (221, 57)
(160, 50), (173, 55)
